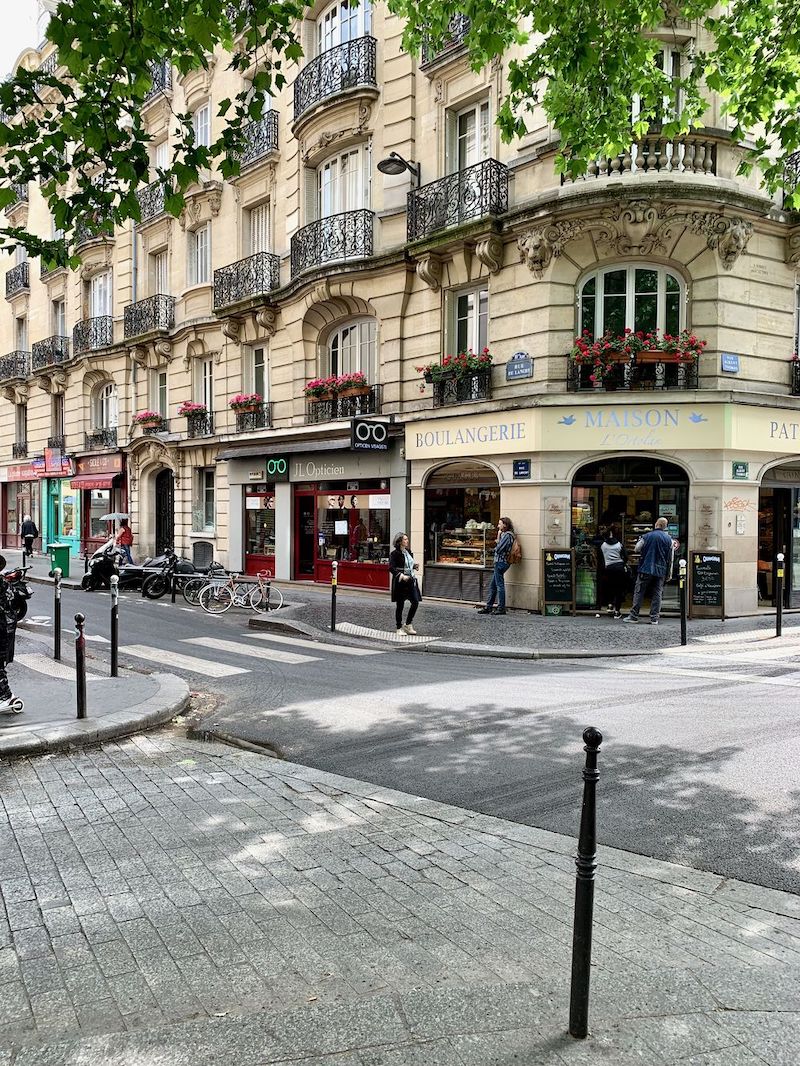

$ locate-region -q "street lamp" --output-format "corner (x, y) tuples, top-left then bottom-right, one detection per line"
(376, 151), (421, 187)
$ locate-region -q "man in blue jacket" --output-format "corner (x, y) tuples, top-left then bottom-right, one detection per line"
(623, 517), (675, 625)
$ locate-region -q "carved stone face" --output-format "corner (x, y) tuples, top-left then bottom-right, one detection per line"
(719, 221), (749, 265)
(518, 230), (550, 275)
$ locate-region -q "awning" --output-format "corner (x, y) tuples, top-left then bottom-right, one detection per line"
(217, 438), (350, 462)
(69, 474), (119, 490)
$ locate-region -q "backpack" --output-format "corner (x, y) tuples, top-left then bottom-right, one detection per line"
(508, 536), (522, 565)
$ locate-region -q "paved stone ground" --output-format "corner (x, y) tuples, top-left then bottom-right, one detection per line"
(0, 732), (797, 1064)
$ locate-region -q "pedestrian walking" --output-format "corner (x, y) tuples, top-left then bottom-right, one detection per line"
(623, 517), (675, 625)
(0, 554), (23, 714)
(599, 528), (628, 618)
(477, 517), (516, 615)
(20, 515), (37, 556)
(389, 533), (422, 634)
(115, 518), (134, 565)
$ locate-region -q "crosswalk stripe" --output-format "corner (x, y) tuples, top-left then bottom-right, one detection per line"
(183, 636), (318, 665)
(123, 645), (248, 677)
(618, 663), (800, 689)
(249, 633), (384, 656)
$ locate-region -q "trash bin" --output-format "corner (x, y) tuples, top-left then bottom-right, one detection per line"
(47, 543), (71, 579)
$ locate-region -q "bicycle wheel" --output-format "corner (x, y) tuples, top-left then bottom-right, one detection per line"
(182, 576), (209, 606)
(199, 584), (234, 614)
(142, 573), (169, 599)
(250, 583), (284, 613)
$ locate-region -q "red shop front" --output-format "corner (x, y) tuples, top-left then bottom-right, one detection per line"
(70, 453), (128, 554)
(2, 461), (42, 549)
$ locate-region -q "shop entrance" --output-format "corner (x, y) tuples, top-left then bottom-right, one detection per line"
(571, 457), (689, 611)
(294, 493), (316, 578)
(757, 484), (800, 607)
(155, 469), (175, 555)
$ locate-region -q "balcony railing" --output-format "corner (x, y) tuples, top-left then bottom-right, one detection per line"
(12, 442), (27, 459)
(421, 14), (470, 65)
(73, 316), (114, 354)
(567, 358), (699, 391)
(0, 351), (30, 380)
(214, 252), (281, 309)
(235, 402), (273, 433)
(136, 180), (167, 224)
(142, 417), (170, 435)
(40, 259), (64, 281)
(5, 183), (28, 212)
(32, 335), (70, 370)
(564, 133), (718, 183)
(144, 60), (172, 103)
(432, 369), (492, 408)
(792, 360), (800, 395)
(47, 435), (65, 450)
(85, 427), (118, 450)
(291, 209), (374, 278)
(75, 214), (112, 247)
(5, 261), (29, 298)
(407, 159), (509, 242)
(236, 112), (279, 169)
(293, 37), (377, 123)
(124, 294), (175, 339)
(305, 385), (381, 424)
(185, 411), (215, 438)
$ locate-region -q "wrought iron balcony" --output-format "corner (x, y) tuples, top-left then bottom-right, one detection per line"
(407, 159), (509, 241)
(293, 37), (377, 123)
(73, 316), (114, 355)
(0, 351), (30, 380)
(214, 252), (280, 310)
(421, 14), (470, 65)
(84, 427), (118, 450)
(5, 182), (28, 211)
(124, 295), (175, 339)
(40, 259), (64, 281)
(792, 360), (800, 395)
(432, 369), (491, 408)
(566, 357), (699, 391)
(47, 435), (66, 450)
(5, 261), (29, 298)
(144, 60), (172, 103)
(12, 442), (27, 459)
(235, 402), (273, 433)
(291, 209), (374, 278)
(75, 214), (112, 247)
(185, 411), (215, 438)
(563, 132), (718, 183)
(32, 335), (70, 370)
(305, 384), (381, 424)
(142, 417), (170, 435)
(136, 180), (167, 224)
(236, 112), (279, 169)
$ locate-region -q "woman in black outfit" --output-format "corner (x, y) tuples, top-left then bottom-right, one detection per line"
(389, 532), (421, 635)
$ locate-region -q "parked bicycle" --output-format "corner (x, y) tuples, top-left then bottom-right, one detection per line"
(142, 551), (226, 603)
(198, 570), (284, 615)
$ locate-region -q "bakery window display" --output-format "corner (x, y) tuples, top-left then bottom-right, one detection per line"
(433, 527), (495, 568)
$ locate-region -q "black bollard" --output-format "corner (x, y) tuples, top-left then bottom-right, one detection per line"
(21, 547), (27, 570)
(568, 726), (603, 1040)
(776, 552), (784, 638)
(53, 567), (62, 662)
(75, 613), (87, 720)
(171, 571), (177, 603)
(330, 560), (338, 632)
(110, 574), (119, 678)
(679, 558), (687, 647)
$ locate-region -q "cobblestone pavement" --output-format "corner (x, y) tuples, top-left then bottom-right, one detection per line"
(1, 733), (798, 1064)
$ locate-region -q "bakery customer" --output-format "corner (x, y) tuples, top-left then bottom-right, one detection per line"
(477, 517), (515, 615)
(389, 532), (421, 635)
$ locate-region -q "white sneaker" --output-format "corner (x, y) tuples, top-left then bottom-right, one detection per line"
(396, 627), (405, 635)
(403, 624), (417, 635)
(622, 615), (638, 623)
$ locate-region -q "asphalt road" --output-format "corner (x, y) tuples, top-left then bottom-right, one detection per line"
(25, 583), (800, 895)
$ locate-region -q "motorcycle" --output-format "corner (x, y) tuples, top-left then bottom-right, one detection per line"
(81, 538), (125, 591)
(141, 548), (195, 599)
(2, 561), (33, 622)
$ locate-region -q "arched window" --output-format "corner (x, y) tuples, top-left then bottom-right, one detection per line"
(317, 0), (371, 54)
(578, 265), (684, 338)
(93, 382), (118, 429)
(324, 318), (376, 382)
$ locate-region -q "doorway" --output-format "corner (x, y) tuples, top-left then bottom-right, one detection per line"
(155, 469), (175, 554)
(294, 493), (316, 578)
(757, 487), (797, 607)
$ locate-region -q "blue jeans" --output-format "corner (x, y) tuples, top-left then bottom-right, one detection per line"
(629, 571), (665, 622)
(119, 545), (133, 565)
(486, 560), (510, 609)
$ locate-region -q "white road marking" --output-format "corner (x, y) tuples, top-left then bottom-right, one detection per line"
(618, 663), (800, 689)
(183, 636), (318, 665)
(249, 632), (384, 656)
(24, 617), (52, 627)
(84, 634), (111, 643)
(122, 645), (248, 677)
(13, 653), (102, 681)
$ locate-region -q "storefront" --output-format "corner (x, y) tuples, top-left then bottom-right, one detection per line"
(42, 449), (78, 555)
(2, 462), (42, 550)
(70, 453), (127, 555)
(757, 463), (800, 607)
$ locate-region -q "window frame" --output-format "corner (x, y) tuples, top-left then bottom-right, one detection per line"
(15, 403), (27, 444)
(316, 143), (371, 220)
(150, 369), (168, 417)
(246, 202), (271, 256)
(52, 297), (66, 338)
(577, 264), (685, 340)
(94, 382), (119, 429)
(323, 318), (377, 381)
(195, 356), (214, 411)
(89, 270), (112, 318)
(192, 102), (211, 148)
(194, 468), (216, 532)
(151, 249), (169, 296)
(187, 223), (211, 287)
(316, 0), (371, 54)
(450, 286), (489, 354)
(247, 345), (268, 399)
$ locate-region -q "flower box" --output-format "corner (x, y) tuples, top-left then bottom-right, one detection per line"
(229, 393), (262, 413)
(177, 401), (207, 416)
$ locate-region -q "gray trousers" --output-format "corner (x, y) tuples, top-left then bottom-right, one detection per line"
(628, 571), (665, 622)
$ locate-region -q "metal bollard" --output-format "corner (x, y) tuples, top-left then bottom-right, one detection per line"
(53, 567), (62, 662)
(21, 547), (27, 570)
(679, 558), (687, 647)
(776, 552), (784, 637)
(568, 726), (603, 1040)
(84, 551), (89, 574)
(330, 560), (338, 632)
(75, 613), (87, 720)
(110, 574), (119, 677)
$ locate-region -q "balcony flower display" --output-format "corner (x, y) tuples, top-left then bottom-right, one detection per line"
(336, 371), (369, 397)
(177, 400), (207, 416)
(228, 392), (262, 412)
(303, 376), (339, 399)
(655, 330), (707, 361)
(415, 348), (493, 390)
(132, 410), (162, 426)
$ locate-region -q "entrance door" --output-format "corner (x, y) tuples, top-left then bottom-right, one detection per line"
(294, 494), (316, 578)
(155, 469), (175, 555)
(758, 487), (792, 607)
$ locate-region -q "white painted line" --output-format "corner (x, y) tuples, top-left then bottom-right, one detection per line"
(15, 654), (77, 680)
(618, 664), (800, 689)
(337, 621), (438, 645)
(123, 645), (248, 677)
(249, 633), (384, 656)
(183, 636), (318, 665)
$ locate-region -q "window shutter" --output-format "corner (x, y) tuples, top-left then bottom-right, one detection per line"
(187, 232), (197, 286)
(249, 204), (270, 255)
(304, 167), (318, 224)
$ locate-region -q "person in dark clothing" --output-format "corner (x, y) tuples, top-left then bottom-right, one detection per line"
(389, 532), (421, 635)
(477, 517), (515, 615)
(20, 515), (37, 556)
(623, 517), (675, 625)
(0, 555), (22, 712)
(599, 529), (628, 618)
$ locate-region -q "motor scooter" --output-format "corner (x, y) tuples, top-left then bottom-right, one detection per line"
(80, 538), (125, 591)
(1, 561), (33, 621)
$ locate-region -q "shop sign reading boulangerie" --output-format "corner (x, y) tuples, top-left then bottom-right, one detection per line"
(541, 549), (576, 616)
(691, 552), (724, 617)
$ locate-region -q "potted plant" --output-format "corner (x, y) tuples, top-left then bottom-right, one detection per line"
(415, 348), (493, 391)
(229, 392), (262, 414)
(335, 372), (369, 398)
(177, 400), (207, 416)
(303, 376), (338, 401)
(570, 331), (635, 387)
(656, 330), (707, 363)
(132, 410), (163, 429)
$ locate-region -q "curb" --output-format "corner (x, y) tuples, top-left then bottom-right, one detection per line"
(0, 672), (190, 757)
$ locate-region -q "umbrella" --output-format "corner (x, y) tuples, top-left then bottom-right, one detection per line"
(100, 512), (129, 521)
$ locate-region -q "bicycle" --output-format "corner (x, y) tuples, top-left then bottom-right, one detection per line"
(198, 570), (283, 614)
(181, 561), (227, 606)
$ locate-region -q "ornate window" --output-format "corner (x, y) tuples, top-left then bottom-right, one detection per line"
(187, 223), (210, 286)
(447, 99), (490, 173)
(246, 345), (268, 398)
(323, 318), (376, 381)
(451, 287), (488, 352)
(192, 102), (211, 148)
(317, 144), (371, 219)
(317, 0), (371, 54)
(578, 265), (684, 338)
(93, 382), (119, 429)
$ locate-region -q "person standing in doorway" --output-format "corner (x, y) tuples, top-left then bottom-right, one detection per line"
(600, 527), (628, 618)
(20, 515), (38, 557)
(116, 518), (134, 565)
(389, 533), (421, 635)
(477, 517), (515, 616)
(623, 517), (674, 625)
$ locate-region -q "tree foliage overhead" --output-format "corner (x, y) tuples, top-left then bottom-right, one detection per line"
(389, 0), (800, 202)
(0, 0), (303, 265)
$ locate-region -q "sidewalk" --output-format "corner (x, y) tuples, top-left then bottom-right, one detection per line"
(0, 733), (796, 1064)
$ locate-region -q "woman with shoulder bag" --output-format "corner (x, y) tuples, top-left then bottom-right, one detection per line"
(389, 533), (422, 635)
(600, 527), (628, 619)
(477, 517), (515, 616)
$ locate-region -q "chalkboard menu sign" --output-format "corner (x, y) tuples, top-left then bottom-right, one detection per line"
(541, 549), (575, 615)
(691, 551), (724, 617)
